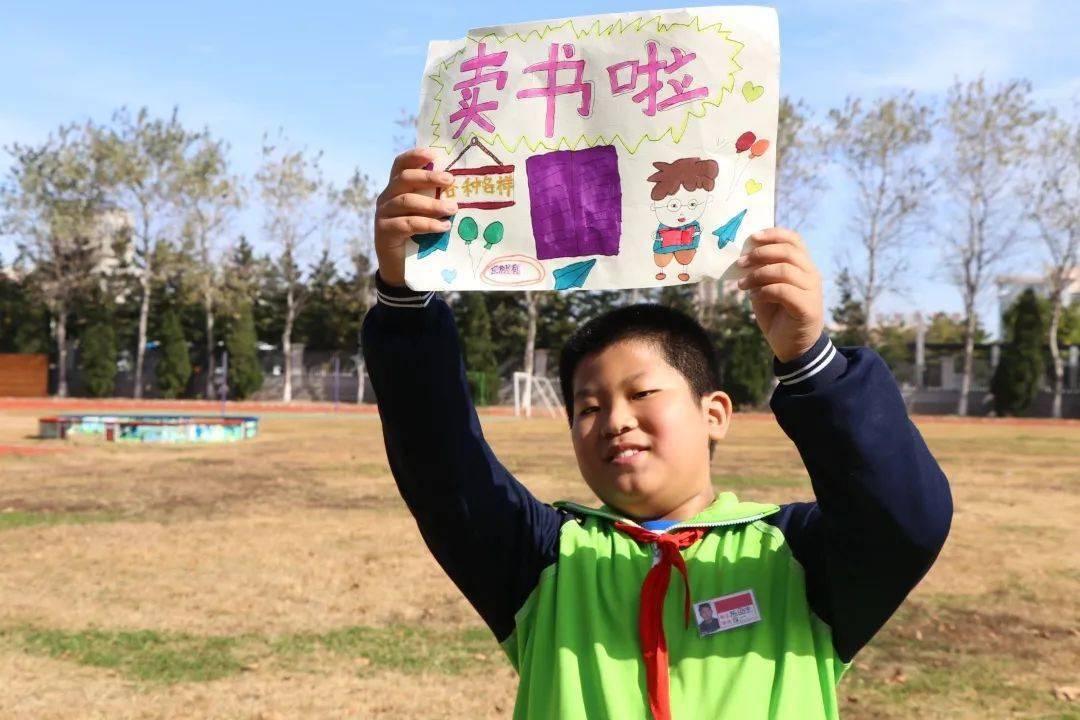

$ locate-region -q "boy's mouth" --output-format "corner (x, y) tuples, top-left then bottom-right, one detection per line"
(677, 216), (686, 223)
(605, 443), (649, 465)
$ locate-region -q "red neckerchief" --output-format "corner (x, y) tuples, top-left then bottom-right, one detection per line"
(614, 521), (708, 720)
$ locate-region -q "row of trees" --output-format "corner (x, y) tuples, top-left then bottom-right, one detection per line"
(1, 77), (1077, 413)
(819, 79), (1078, 417)
(1, 108), (378, 399)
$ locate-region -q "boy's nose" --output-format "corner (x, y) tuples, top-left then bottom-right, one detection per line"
(602, 407), (639, 438)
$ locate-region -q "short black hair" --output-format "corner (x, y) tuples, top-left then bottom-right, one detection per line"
(558, 303), (721, 426)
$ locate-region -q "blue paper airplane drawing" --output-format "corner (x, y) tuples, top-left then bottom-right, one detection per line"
(712, 209), (748, 250)
(413, 217), (454, 259)
(553, 258), (597, 290)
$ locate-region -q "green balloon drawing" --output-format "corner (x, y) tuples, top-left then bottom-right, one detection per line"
(483, 221), (504, 249)
(458, 216), (479, 244)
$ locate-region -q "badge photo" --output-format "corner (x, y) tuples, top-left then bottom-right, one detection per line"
(695, 590), (762, 637)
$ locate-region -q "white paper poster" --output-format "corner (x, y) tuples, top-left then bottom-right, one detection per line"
(408, 6), (780, 291)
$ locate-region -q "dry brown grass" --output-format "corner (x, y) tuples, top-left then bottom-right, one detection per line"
(1, 408), (1078, 719)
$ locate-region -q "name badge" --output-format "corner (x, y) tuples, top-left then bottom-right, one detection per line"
(693, 590), (761, 637)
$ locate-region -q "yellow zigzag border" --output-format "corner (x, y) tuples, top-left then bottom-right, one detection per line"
(425, 14), (744, 156)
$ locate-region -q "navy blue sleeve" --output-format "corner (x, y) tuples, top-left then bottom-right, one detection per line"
(762, 335), (952, 662)
(361, 273), (567, 642)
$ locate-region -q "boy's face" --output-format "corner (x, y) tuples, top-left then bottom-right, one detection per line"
(569, 338), (731, 521)
(651, 188), (710, 228)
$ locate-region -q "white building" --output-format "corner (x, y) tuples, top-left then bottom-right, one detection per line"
(996, 268), (1080, 317)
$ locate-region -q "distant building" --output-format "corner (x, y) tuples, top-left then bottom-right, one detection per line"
(996, 268), (1080, 317)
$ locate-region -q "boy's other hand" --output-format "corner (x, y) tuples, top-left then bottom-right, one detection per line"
(735, 228), (824, 363)
(374, 148), (458, 287)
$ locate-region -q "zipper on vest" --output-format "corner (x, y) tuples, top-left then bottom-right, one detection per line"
(667, 511), (776, 533)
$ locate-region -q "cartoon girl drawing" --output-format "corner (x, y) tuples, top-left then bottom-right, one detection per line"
(646, 157), (719, 281)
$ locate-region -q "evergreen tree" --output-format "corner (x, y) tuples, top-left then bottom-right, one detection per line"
(715, 301), (772, 409)
(456, 292), (498, 403)
(830, 268), (867, 346)
(155, 308), (191, 398)
(0, 262), (51, 353)
(457, 292), (498, 372)
(296, 249), (341, 350)
(657, 284), (697, 320)
(488, 293), (527, 370)
(874, 318), (915, 371)
(990, 289), (1046, 416)
(535, 291), (578, 365)
(225, 235), (261, 304)
(78, 296), (118, 398)
(226, 301), (263, 400)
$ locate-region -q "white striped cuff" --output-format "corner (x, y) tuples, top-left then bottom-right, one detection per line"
(376, 288), (435, 309)
(773, 334), (846, 389)
(374, 270), (435, 310)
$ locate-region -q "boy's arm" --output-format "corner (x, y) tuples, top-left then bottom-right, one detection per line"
(737, 228), (951, 662)
(362, 273), (568, 642)
(764, 335), (952, 662)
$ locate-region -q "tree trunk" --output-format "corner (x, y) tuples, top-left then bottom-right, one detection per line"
(55, 305), (68, 398)
(204, 292), (216, 400)
(282, 286), (294, 403)
(134, 271), (151, 399)
(522, 291), (539, 418)
(957, 302), (977, 416)
(1048, 293), (1063, 419)
(202, 236), (216, 400)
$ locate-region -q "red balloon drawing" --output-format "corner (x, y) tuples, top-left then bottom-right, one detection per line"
(735, 131), (756, 153)
(750, 139), (771, 158)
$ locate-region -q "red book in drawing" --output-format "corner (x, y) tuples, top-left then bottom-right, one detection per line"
(659, 228), (693, 248)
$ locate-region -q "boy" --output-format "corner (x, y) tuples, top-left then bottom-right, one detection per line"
(363, 148), (952, 719)
(648, 157), (718, 281)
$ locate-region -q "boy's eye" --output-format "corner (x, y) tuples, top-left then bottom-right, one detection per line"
(578, 405), (599, 417)
(686, 199), (700, 210)
(666, 199), (680, 212)
(633, 390), (658, 400)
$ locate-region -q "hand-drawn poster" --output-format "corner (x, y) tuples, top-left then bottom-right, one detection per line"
(408, 6), (780, 291)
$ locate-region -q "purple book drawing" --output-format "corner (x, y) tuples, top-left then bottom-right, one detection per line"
(526, 145), (622, 261)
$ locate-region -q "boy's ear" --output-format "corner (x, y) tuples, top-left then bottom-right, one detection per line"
(703, 390), (733, 442)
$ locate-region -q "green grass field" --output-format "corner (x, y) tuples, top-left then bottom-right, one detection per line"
(1, 408), (1078, 718)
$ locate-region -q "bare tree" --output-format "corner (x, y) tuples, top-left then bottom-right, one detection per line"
(1, 123), (127, 396)
(828, 91), (934, 332)
(940, 78), (1041, 415)
(334, 168), (379, 402)
(100, 107), (195, 398)
(335, 169), (379, 311)
(776, 97), (827, 231)
(255, 130), (329, 402)
(1029, 110), (1080, 418)
(182, 134), (242, 398)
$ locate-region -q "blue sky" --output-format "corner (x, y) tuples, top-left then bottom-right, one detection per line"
(3, 0), (1078, 334)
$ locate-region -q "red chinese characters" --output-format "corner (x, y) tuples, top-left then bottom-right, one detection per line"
(450, 42), (509, 139)
(516, 43), (594, 139)
(606, 40), (709, 117)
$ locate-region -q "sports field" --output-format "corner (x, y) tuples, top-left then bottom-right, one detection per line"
(1, 402), (1078, 719)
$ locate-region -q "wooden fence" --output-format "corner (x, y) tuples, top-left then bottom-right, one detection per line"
(0, 354), (48, 397)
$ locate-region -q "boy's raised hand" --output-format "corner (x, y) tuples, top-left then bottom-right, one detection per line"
(374, 148), (458, 287)
(735, 228), (824, 363)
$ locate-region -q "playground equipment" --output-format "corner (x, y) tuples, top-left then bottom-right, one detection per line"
(39, 414), (259, 443)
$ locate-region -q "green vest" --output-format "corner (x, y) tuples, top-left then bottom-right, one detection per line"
(500, 492), (849, 719)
